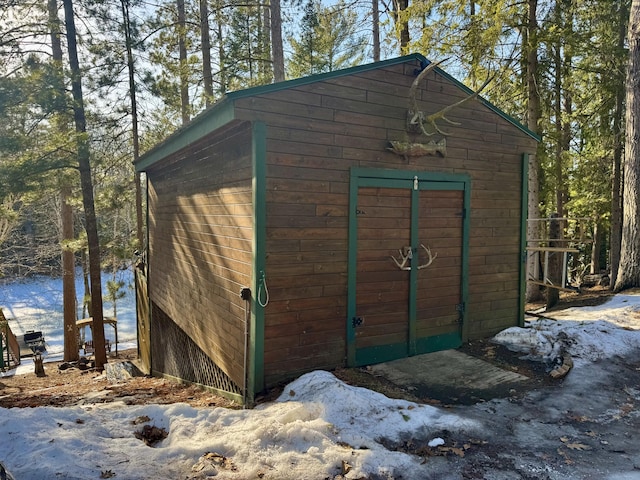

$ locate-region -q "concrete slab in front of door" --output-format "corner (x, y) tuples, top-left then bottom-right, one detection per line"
(369, 349), (529, 405)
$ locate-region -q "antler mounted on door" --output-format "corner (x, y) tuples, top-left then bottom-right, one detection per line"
(417, 244), (437, 269)
(390, 246), (412, 271)
(390, 244), (437, 270)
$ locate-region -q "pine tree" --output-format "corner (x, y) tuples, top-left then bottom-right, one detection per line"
(147, 0), (200, 127)
(224, 2), (273, 89)
(614, 0), (640, 291)
(63, 0), (108, 368)
(287, 0), (366, 78)
(271, 0), (285, 82)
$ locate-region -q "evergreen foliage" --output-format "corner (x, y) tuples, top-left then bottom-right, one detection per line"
(0, 0), (636, 287)
(287, 0), (366, 77)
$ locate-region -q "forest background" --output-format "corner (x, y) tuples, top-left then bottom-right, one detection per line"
(0, 0), (638, 361)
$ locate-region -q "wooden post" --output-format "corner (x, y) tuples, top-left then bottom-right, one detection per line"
(546, 213), (562, 308)
(0, 327), (4, 370)
(34, 352), (45, 377)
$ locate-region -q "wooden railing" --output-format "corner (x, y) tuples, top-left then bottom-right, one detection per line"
(0, 308), (21, 368)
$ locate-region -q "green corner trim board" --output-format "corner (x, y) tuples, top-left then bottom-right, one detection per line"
(519, 153), (530, 328)
(249, 121), (267, 402)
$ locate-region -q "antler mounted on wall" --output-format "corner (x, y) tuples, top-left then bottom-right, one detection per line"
(408, 60), (493, 137)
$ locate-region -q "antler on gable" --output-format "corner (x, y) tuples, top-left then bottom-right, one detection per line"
(408, 60), (493, 136)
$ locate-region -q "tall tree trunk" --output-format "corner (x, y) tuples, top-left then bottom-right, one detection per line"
(200, 0), (214, 104)
(260, 4), (269, 79)
(552, 0), (572, 218)
(216, 8), (226, 94)
(61, 186), (78, 361)
(392, 0), (409, 53)
(270, 0), (285, 82)
(63, 0), (107, 369)
(49, 0), (78, 362)
(525, 0), (543, 302)
(553, 40), (564, 217)
(610, 0), (628, 288)
(372, 0), (380, 61)
(560, 0), (573, 216)
(82, 250), (90, 318)
(614, 0), (640, 291)
(591, 222), (601, 274)
(177, 0), (190, 124)
(120, 0), (143, 251)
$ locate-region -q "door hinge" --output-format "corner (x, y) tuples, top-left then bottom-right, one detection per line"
(352, 316), (364, 328)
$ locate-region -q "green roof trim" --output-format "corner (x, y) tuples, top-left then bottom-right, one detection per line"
(135, 53), (539, 171)
(135, 99), (235, 171)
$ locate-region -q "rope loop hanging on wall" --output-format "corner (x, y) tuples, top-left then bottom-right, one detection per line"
(257, 271), (269, 307)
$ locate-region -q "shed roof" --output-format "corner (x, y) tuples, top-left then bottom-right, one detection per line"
(135, 53), (539, 172)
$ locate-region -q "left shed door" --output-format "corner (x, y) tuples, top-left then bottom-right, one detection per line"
(353, 186), (412, 364)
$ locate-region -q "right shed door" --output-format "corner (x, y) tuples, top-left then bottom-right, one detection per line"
(414, 188), (464, 352)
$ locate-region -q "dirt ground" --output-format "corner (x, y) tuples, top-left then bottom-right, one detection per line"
(0, 349), (237, 409)
(0, 287), (615, 411)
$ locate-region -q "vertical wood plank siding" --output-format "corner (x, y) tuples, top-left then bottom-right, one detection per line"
(234, 60), (537, 385)
(147, 122), (253, 388)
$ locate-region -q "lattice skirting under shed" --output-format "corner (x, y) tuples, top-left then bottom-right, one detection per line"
(150, 303), (242, 398)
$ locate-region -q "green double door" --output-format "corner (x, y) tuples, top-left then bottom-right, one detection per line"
(347, 170), (470, 366)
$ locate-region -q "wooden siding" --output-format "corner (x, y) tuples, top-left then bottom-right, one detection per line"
(147, 122), (253, 388)
(235, 59), (537, 386)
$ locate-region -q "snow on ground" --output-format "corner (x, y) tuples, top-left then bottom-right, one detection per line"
(494, 294), (640, 367)
(0, 268), (137, 374)
(1, 280), (640, 479)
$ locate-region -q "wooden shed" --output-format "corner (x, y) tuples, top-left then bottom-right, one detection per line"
(134, 54), (539, 404)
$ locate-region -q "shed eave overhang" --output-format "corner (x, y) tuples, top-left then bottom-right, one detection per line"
(134, 98), (236, 172)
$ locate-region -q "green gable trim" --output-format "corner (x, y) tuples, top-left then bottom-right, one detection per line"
(136, 53), (538, 173)
(223, 54), (422, 100)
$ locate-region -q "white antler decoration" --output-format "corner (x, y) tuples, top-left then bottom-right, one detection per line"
(417, 244), (437, 269)
(390, 247), (412, 271)
(408, 60), (493, 136)
(390, 244), (437, 270)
